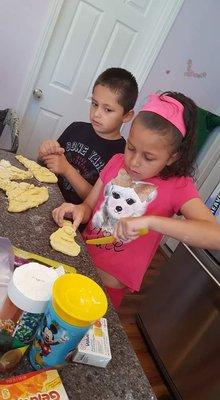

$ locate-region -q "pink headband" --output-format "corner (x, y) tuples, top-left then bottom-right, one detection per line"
(141, 94), (186, 137)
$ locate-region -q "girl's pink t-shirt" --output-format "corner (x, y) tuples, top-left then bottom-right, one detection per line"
(83, 154), (200, 291)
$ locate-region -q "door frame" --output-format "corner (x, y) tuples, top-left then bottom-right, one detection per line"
(17, 0), (184, 119)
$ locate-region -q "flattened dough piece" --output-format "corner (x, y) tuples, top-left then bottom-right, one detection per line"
(0, 159), (33, 180)
(0, 179), (49, 212)
(15, 155), (58, 183)
(50, 220), (81, 256)
(0, 178), (11, 191)
(0, 166), (10, 180)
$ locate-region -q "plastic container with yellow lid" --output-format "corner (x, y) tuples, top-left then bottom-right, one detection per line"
(29, 274), (108, 369)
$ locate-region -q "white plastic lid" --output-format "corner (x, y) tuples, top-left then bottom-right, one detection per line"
(7, 262), (59, 313)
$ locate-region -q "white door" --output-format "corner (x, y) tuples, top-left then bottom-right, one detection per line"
(19, 0), (183, 159)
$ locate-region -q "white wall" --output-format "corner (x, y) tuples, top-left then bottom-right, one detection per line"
(123, 0), (220, 137)
(138, 0), (220, 112)
(1, 0), (219, 117)
(0, 0), (51, 109)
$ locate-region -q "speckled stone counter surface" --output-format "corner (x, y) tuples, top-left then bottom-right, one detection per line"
(0, 151), (157, 400)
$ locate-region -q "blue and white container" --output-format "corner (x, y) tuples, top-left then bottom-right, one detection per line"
(29, 273), (108, 369)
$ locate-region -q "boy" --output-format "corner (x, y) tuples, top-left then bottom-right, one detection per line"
(39, 68), (138, 204)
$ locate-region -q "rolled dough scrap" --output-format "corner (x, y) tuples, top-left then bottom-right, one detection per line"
(0, 179), (49, 212)
(50, 220), (81, 256)
(15, 155), (58, 183)
(0, 159), (33, 180)
(0, 165), (10, 180)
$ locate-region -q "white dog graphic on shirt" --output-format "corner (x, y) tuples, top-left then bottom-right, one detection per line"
(92, 169), (157, 234)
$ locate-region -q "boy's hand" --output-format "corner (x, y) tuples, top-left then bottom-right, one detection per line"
(42, 154), (69, 175)
(52, 202), (85, 231)
(113, 216), (151, 242)
(39, 140), (64, 158)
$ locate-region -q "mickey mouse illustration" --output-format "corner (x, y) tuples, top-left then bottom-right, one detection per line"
(38, 318), (69, 357)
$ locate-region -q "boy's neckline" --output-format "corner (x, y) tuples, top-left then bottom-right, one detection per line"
(92, 126), (123, 141)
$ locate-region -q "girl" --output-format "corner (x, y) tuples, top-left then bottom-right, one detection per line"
(52, 92), (220, 309)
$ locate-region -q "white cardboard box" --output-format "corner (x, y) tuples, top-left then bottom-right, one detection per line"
(72, 318), (111, 368)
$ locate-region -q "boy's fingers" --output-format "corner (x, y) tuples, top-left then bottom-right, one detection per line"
(42, 155), (59, 166)
(41, 155), (47, 162)
(39, 148), (47, 157)
(49, 144), (56, 154)
(50, 143), (62, 153)
(56, 147), (65, 155)
(39, 141), (61, 156)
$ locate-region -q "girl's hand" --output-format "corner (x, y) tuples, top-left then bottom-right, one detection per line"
(113, 216), (151, 242)
(52, 203), (85, 231)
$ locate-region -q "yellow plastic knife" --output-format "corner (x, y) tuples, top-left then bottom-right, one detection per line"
(86, 228), (148, 245)
(12, 246), (76, 273)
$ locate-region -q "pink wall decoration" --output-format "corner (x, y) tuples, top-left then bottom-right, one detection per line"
(184, 59), (207, 79)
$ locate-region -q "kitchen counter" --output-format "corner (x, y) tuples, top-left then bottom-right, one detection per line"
(0, 150), (157, 400)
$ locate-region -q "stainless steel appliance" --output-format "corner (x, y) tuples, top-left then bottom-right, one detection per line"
(137, 243), (220, 400)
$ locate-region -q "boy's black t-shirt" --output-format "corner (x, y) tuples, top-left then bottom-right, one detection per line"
(57, 121), (126, 204)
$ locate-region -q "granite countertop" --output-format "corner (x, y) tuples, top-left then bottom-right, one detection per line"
(0, 150), (157, 400)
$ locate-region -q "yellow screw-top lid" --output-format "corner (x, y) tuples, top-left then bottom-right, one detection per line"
(52, 274), (108, 327)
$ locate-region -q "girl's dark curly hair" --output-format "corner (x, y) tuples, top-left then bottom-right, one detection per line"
(137, 91), (197, 178)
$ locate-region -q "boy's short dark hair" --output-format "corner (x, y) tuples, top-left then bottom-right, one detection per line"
(93, 67), (138, 114)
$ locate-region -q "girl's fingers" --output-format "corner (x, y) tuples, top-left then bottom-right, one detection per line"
(117, 220), (130, 239)
(72, 215), (82, 232)
(115, 224), (126, 241)
(52, 204), (83, 231)
(114, 219), (140, 242)
(72, 207), (85, 231)
(58, 210), (66, 226)
(52, 206), (66, 226)
(52, 208), (59, 224)
(121, 222), (130, 238)
(52, 209), (60, 226)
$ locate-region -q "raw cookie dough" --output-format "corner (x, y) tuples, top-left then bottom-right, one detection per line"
(50, 220), (81, 256)
(0, 159), (33, 180)
(15, 155), (58, 183)
(0, 179), (49, 212)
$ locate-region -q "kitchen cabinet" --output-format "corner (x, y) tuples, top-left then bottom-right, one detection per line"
(137, 243), (220, 400)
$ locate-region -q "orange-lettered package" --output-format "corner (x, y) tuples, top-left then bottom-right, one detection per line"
(0, 369), (69, 400)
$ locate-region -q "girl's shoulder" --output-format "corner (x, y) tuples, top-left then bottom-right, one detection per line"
(149, 174), (196, 190)
(147, 175), (199, 211)
(165, 176), (199, 214)
(172, 175), (196, 190)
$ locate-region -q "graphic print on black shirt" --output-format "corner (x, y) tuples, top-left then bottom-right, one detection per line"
(57, 122), (126, 204)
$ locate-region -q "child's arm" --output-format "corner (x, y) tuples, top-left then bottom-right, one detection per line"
(52, 177), (104, 230)
(114, 198), (220, 250)
(39, 140), (64, 158)
(43, 153), (92, 200)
